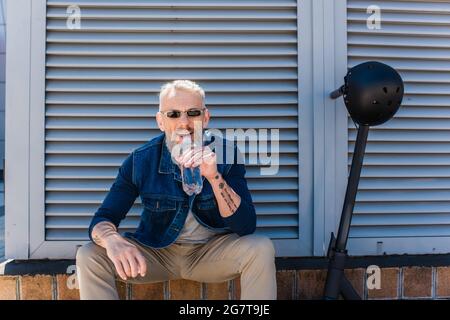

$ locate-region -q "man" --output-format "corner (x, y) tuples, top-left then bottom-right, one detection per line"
(76, 80), (277, 300)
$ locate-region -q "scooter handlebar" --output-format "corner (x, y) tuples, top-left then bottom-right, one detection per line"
(330, 85), (345, 100)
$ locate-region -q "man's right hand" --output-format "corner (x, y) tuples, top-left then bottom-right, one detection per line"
(91, 222), (147, 281)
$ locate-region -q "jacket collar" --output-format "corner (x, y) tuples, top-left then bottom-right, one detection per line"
(158, 136), (182, 182)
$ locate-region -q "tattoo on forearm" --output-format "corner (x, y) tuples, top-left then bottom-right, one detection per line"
(213, 174), (240, 213)
(223, 187), (238, 210)
(220, 191), (236, 212)
(219, 182), (239, 212)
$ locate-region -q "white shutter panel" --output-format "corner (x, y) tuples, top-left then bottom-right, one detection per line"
(347, 0), (450, 254)
(45, 1), (301, 250)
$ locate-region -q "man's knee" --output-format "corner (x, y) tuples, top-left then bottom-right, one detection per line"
(242, 235), (275, 260)
(76, 242), (105, 267)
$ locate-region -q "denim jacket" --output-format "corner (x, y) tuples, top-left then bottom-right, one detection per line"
(88, 133), (256, 248)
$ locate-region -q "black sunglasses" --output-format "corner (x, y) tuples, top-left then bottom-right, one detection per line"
(160, 108), (205, 119)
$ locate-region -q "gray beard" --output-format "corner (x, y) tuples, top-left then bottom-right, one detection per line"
(164, 134), (178, 165)
(164, 133), (175, 151)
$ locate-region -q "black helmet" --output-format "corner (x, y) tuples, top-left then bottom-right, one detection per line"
(342, 61), (404, 126)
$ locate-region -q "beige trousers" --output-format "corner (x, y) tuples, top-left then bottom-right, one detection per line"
(76, 233), (277, 300)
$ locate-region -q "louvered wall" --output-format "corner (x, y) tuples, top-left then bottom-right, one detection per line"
(44, 1), (300, 241)
(348, 1), (450, 245)
(0, 0), (5, 171)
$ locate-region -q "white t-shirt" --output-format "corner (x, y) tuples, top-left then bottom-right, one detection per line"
(175, 209), (226, 244)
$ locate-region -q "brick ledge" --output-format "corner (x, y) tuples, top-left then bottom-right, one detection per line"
(3, 254), (450, 276)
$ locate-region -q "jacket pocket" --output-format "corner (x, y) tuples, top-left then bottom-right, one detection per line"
(195, 194), (217, 210)
(140, 196), (179, 241)
(142, 197), (177, 212)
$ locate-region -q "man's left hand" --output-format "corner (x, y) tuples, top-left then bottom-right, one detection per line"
(175, 146), (218, 180)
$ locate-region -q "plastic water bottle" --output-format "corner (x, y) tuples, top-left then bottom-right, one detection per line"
(180, 134), (203, 196)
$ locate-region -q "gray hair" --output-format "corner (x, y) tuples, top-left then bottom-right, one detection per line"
(159, 80), (205, 108)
